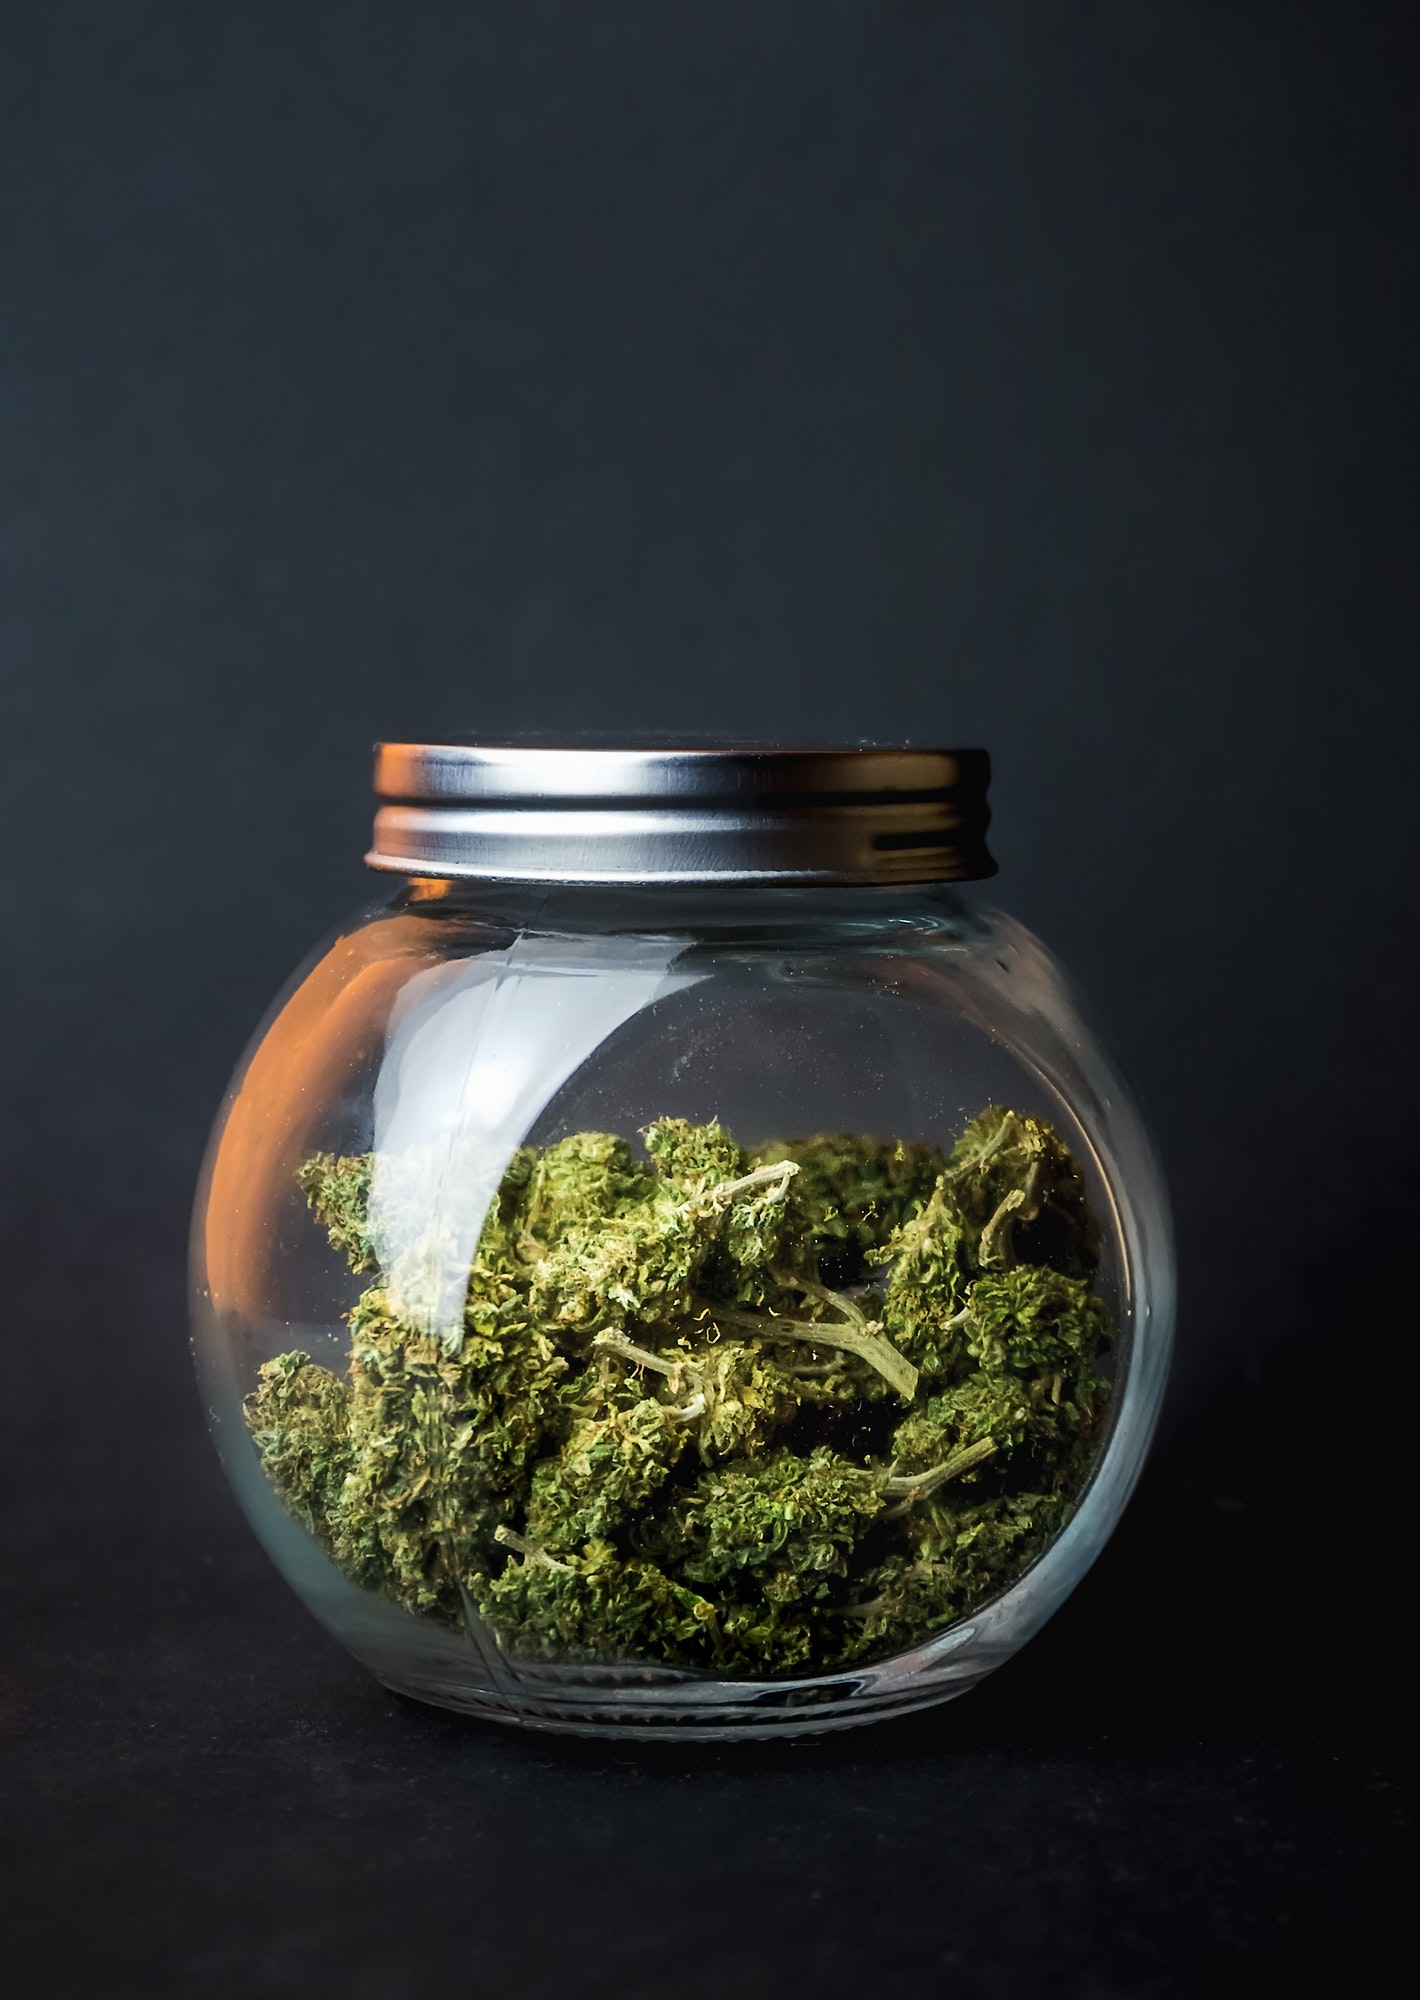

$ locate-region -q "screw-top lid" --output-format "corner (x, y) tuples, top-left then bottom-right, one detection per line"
(367, 741), (995, 885)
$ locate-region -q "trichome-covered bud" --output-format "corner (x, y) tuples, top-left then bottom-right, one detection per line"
(247, 1103), (1112, 1674)
(297, 1152), (378, 1273)
(245, 1352), (351, 1535)
(944, 1106), (1099, 1276)
(470, 1539), (719, 1667)
(525, 1396), (685, 1552)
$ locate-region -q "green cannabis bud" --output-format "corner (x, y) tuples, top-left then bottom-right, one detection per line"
(246, 1106), (1113, 1674)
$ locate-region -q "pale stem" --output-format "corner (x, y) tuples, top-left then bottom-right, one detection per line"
(978, 1188), (1025, 1266)
(945, 1117), (1014, 1181)
(773, 1269), (868, 1328)
(593, 1330), (684, 1381)
(700, 1296), (917, 1400)
(759, 1320), (918, 1402)
(694, 1158), (800, 1213)
(495, 1524), (570, 1572)
(703, 1303), (780, 1334)
(881, 1437), (998, 1512)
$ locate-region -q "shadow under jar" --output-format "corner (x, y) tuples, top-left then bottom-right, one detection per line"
(192, 743), (1173, 1739)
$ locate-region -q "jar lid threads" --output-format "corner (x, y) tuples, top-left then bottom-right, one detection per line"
(367, 743), (995, 886)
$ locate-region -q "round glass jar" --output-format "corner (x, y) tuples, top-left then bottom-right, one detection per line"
(192, 745), (1173, 1739)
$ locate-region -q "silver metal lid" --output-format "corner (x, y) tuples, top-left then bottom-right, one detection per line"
(367, 742), (995, 885)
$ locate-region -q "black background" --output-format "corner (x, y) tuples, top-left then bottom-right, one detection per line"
(2, 6), (1414, 1995)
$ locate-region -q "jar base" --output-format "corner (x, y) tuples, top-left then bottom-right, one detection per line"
(372, 1665), (985, 1741)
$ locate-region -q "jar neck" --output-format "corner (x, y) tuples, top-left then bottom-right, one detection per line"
(383, 874), (989, 948)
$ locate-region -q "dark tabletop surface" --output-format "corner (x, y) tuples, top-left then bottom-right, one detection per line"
(5, 1232), (1407, 2000)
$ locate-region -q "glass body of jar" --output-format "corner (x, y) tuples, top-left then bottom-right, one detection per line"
(192, 871), (1172, 1739)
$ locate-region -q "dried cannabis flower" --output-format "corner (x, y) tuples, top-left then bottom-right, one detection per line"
(246, 1107), (1112, 1673)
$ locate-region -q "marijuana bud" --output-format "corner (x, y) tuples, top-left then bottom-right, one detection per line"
(526, 1397), (685, 1552)
(248, 1105), (1112, 1672)
(943, 1106), (1099, 1277)
(297, 1152), (378, 1273)
(245, 1352), (351, 1535)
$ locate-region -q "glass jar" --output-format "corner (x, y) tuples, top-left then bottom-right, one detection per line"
(192, 745), (1173, 1739)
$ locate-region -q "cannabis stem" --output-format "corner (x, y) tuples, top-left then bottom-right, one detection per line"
(495, 1524), (570, 1572)
(881, 1438), (999, 1510)
(693, 1159), (800, 1212)
(709, 1298), (919, 1401)
(979, 1186), (1026, 1266)
(773, 1269), (867, 1325)
(593, 1330), (684, 1378)
(761, 1319), (919, 1402)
